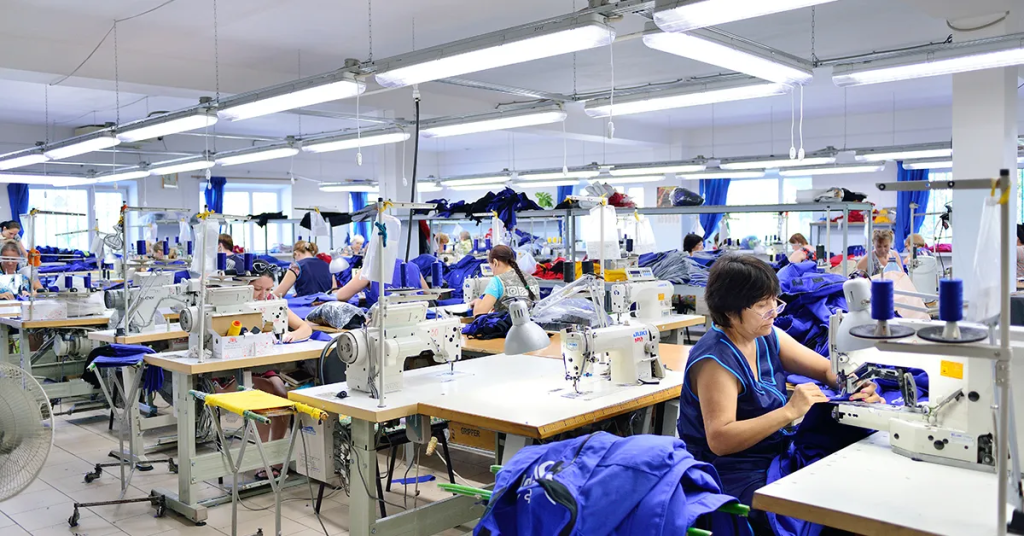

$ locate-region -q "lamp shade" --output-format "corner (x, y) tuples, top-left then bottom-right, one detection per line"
(503, 301), (550, 355)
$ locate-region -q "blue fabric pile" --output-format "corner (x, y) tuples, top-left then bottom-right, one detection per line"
(461, 312), (511, 340)
(773, 261), (847, 357)
(286, 292), (337, 320)
(424, 188), (542, 229)
(637, 250), (711, 286)
(476, 432), (752, 536)
(84, 344), (162, 394)
(443, 255), (485, 303)
(37, 246), (94, 264)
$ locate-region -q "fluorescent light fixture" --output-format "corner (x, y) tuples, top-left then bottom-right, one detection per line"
(418, 183), (444, 193)
(585, 78), (788, 118)
(422, 106), (567, 138)
(449, 185), (504, 191)
(599, 175), (665, 185)
(0, 173), (91, 186)
(610, 163), (706, 176)
(779, 164), (884, 177)
(94, 170), (150, 183)
(0, 150), (49, 171)
(518, 167), (601, 181)
(439, 176), (510, 187)
(302, 129), (410, 154)
(678, 170), (766, 180)
(149, 158), (216, 176)
(902, 160), (952, 171)
(218, 71), (365, 121)
(319, 182), (379, 193)
(654, 0), (837, 33)
(44, 132), (120, 160)
(374, 15), (615, 88)
(514, 179), (578, 187)
(117, 110), (218, 143)
(720, 156), (836, 170)
(833, 34), (1024, 87)
(216, 146), (300, 166)
(855, 144), (952, 162)
(643, 29), (813, 86)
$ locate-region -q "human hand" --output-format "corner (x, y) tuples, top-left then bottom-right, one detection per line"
(468, 298), (479, 310)
(0, 292), (14, 300)
(850, 381), (884, 404)
(281, 332), (296, 343)
(785, 383), (830, 420)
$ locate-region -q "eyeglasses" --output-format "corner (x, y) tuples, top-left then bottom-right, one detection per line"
(755, 299), (786, 320)
(251, 260), (278, 277)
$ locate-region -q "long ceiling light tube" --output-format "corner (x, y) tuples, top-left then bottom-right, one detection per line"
(719, 155), (837, 170)
(215, 144), (300, 166)
(643, 27), (813, 86)
(584, 77), (788, 118)
(854, 143), (952, 162)
(93, 169), (151, 183)
(218, 70), (366, 122)
(302, 129), (410, 154)
(149, 156), (216, 176)
(609, 161), (707, 176)
(779, 164), (885, 177)
(518, 166), (602, 181)
(0, 173), (92, 186)
(678, 170), (766, 180)
(0, 149), (49, 171)
(438, 173), (512, 187)
(44, 132), (120, 161)
(597, 175), (666, 185)
(514, 179), (579, 187)
(319, 182), (379, 193)
(833, 34), (1024, 87)
(373, 14), (615, 88)
(901, 159), (952, 171)
(117, 108), (218, 143)
(422, 105), (567, 138)
(653, 0), (838, 33)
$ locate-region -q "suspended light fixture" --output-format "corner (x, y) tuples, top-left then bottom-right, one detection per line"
(417, 182), (444, 193)
(854, 144), (952, 163)
(422, 106), (567, 138)
(514, 179), (579, 187)
(779, 164), (885, 177)
(653, 0), (838, 33)
(610, 162), (707, 176)
(643, 27), (813, 86)
(439, 173), (512, 187)
(218, 70), (366, 121)
(93, 169), (151, 183)
(319, 182), (379, 193)
(518, 166), (601, 181)
(833, 34), (1024, 87)
(0, 149), (49, 171)
(302, 129), (410, 154)
(598, 175), (666, 185)
(149, 156), (216, 176)
(117, 109), (218, 143)
(585, 77), (788, 118)
(720, 155), (836, 170)
(678, 170), (766, 180)
(374, 15), (615, 88)
(44, 132), (120, 161)
(901, 160), (952, 171)
(0, 173), (91, 186)
(216, 144), (300, 166)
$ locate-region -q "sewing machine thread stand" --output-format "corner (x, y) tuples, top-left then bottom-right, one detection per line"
(917, 278), (988, 343)
(850, 279), (915, 340)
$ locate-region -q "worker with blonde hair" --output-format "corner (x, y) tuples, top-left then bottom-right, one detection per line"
(856, 229), (905, 276)
(274, 240), (334, 297)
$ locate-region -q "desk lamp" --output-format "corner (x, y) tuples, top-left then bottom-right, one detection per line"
(504, 301), (549, 355)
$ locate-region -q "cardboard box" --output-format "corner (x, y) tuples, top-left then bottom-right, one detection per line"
(22, 300), (67, 321)
(449, 422), (496, 452)
(210, 331), (275, 360)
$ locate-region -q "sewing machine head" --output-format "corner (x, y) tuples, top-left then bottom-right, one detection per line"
(561, 322), (664, 391)
(463, 276), (493, 305)
(609, 270), (672, 321)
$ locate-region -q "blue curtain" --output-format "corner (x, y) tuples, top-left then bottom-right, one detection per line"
(894, 162), (929, 253)
(350, 192), (369, 240)
(698, 179), (731, 240)
(7, 184), (28, 234)
(204, 177), (226, 213)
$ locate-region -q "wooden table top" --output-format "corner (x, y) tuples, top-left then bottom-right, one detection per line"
(88, 324), (188, 344)
(144, 340), (327, 375)
(0, 314), (113, 329)
(461, 333), (691, 372)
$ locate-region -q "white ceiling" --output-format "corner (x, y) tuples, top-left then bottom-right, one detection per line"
(0, 0), (1017, 166)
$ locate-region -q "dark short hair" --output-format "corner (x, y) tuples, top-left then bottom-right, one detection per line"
(683, 234), (703, 254)
(705, 255), (780, 328)
(218, 233), (233, 251)
(3, 221), (21, 231)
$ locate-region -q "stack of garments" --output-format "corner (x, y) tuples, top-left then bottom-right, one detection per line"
(533, 257), (567, 280)
(285, 292), (337, 321)
(422, 188), (543, 229)
(637, 250), (711, 286)
(773, 261), (847, 357)
(461, 311), (512, 340)
(442, 254), (485, 303)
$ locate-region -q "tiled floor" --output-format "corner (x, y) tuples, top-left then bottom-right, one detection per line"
(3, 407), (492, 535)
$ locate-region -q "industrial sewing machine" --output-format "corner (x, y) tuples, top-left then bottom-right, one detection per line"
(462, 263), (494, 304)
(828, 279), (997, 470)
(560, 322), (665, 393)
(335, 300), (463, 395)
(609, 267), (672, 323)
(178, 285), (289, 359)
(105, 273), (191, 333)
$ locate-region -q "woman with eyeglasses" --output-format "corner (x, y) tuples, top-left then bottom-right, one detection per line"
(677, 255), (882, 532)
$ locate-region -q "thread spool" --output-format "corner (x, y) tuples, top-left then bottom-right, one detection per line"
(83, 274), (91, 289)
(243, 253), (254, 273)
(216, 252), (227, 272)
(400, 262), (408, 288)
(870, 280), (895, 321)
(474, 238), (481, 252)
(431, 261), (443, 288)
(136, 240), (147, 255)
(850, 278), (914, 340)
(163, 240), (170, 256)
(187, 241), (193, 256)
(581, 260), (594, 275)
(917, 278), (987, 343)
(226, 320), (242, 337)
(939, 279), (963, 322)
(485, 238), (492, 250)
(625, 238), (634, 253)
(64, 276), (72, 289)
(563, 262), (575, 283)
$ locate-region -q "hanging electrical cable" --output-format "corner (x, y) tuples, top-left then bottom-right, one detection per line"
(606, 29), (615, 140)
(789, 90), (796, 160)
(403, 85), (422, 261)
(798, 85), (805, 160)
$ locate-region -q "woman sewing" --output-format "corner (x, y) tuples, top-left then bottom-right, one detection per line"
(468, 245), (540, 315)
(273, 240), (334, 297)
(677, 256), (882, 533)
(334, 258), (429, 307)
(786, 233), (816, 263)
(0, 240), (42, 298)
(856, 228), (905, 275)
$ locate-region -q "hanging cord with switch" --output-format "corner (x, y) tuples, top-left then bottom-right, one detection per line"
(606, 29), (615, 140)
(789, 90), (796, 159)
(798, 86), (805, 160)
(404, 86), (422, 262)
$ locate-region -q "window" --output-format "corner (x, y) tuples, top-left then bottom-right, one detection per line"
(612, 186), (647, 207)
(782, 177), (814, 243)
(200, 184), (287, 254)
(724, 178), (780, 241)
(95, 190), (126, 236)
(921, 171), (954, 243)
(27, 189), (89, 250)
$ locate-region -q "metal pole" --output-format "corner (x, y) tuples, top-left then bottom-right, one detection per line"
(376, 200), (386, 408)
(825, 207), (832, 266)
(908, 203), (918, 280)
(998, 170), (1012, 536)
(866, 203), (874, 274)
(599, 202), (605, 279)
(197, 218), (207, 364)
(121, 208), (129, 334)
(842, 206), (849, 278)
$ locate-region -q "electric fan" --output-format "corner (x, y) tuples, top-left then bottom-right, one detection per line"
(0, 362), (54, 501)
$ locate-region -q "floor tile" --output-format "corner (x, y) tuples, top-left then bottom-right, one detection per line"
(0, 511), (15, 528)
(6, 500), (78, 532)
(112, 511), (193, 536)
(148, 525), (226, 536)
(0, 488), (73, 516)
(38, 460), (97, 485)
(31, 508), (124, 536)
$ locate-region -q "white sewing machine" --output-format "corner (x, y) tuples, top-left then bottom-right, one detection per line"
(105, 274), (193, 333)
(560, 322), (665, 393)
(179, 285), (261, 351)
(609, 267), (672, 322)
(335, 301), (463, 395)
(828, 300), (997, 471)
(462, 263), (494, 304)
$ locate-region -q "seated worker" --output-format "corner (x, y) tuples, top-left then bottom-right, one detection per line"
(334, 257), (428, 307)
(454, 231), (474, 258)
(469, 245), (540, 316)
(345, 234), (366, 256)
(274, 240), (334, 298)
(786, 233), (816, 263)
(248, 263), (313, 479)
(0, 240), (42, 298)
(218, 233), (238, 271)
(683, 233), (704, 255)
(678, 256), (882, 533)
(902, 233), (931, 264)
(1, 221), (25, 257)
(149, 240), (178, 262)
(436, 232), (451, 252)
(856, 229), (906, 276)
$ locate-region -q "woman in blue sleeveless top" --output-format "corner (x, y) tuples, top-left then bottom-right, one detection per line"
(274, 240), (334, 297)
(677, 256), (882, 534)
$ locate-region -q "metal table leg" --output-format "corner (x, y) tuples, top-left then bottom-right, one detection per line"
(350, 417), (376, 536)
(154, 371), (207, 524)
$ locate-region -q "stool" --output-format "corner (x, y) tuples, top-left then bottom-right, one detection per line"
(190, 389), (327, 536)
